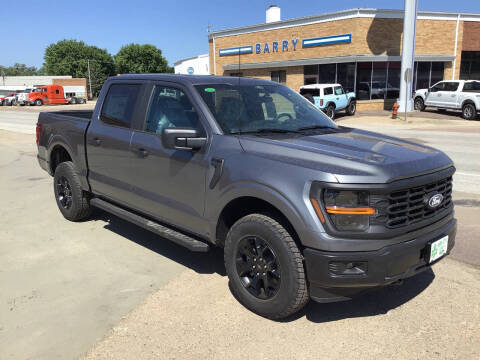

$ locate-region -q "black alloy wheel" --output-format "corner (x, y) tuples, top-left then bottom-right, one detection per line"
(56, 176), (73, 209)
(236, 236), (281, 299)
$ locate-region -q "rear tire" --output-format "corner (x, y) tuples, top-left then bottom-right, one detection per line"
(70, 97), (77, 105)
(325, 105), (335, 120)
(414, 97), (425, 111)
(224, 213), (309, 319)
(53, 161), (92, 221)
(346, 101), (356, 116)
(462, 103), (477, 120)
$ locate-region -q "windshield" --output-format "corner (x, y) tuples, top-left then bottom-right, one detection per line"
(194, 83), (335, 134)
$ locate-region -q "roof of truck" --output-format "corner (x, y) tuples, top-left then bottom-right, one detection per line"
(300, 84), (341, 90)
(111, 74), (274, 86)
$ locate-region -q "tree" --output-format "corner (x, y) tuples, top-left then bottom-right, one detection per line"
(44, 40), (115, 97)
(114, 43), (173, 74)
(0, 63), (39, 76)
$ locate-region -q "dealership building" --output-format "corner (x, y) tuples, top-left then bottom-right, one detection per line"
(208, 7), (480, 109)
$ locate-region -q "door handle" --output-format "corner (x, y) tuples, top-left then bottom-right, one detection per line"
(92, 138), (102, 146)
(451, 94), (456, 97)
(134, 148), (149, 157)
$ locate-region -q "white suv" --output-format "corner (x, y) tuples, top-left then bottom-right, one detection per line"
(414, 80), (480, 120)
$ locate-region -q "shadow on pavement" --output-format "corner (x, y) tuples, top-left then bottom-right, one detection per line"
(91, 210), (435, 324)
(296, 269), (435, 323)
(93, 210), (226, 276)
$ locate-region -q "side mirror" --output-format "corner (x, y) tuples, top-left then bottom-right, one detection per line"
(162, 128), (206, 151)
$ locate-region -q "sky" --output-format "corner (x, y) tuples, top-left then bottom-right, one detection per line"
(1, 0), (479, 69)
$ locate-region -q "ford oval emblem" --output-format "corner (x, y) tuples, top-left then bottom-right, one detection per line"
(427, 193), (444, 209)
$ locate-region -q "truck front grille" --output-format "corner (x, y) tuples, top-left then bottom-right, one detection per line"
(371, 176), (453, 229)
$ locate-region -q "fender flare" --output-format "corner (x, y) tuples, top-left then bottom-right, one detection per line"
(461, 99), (476, 109)
(210, 181), (308, 244)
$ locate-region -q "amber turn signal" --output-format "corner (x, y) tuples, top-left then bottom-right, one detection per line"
(310, 197), (326, 223)
(325, 206), (375, 215)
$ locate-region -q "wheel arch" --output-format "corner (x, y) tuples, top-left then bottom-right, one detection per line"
(49, 144), (73, 175)
(215, 196), (302, 250)
(461, 99), (476, 109)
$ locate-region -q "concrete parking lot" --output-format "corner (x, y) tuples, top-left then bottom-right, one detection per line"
(0, 110), (479, 359)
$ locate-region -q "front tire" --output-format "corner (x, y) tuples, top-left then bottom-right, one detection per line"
(53, 161), (92, 221)
(462, 103), (477, 120)
(414, 97), (425, 111)
(224, 214), (309, 319)
(35, 99), (43, 106)
(346, 101), (356, 116)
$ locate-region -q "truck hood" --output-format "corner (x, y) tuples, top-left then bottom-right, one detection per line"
(238, 127), (453, 183)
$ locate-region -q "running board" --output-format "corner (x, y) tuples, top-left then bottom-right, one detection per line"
(90, 198), (210, 252)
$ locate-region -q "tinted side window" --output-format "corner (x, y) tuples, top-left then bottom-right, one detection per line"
(444, 82), (459, 92)
(431, 82), (445, 92)
(145, 86), (200, 134)
(101, 84), (140, 128)
(463, 81), (480, 92)
(323, 87), (333, 95)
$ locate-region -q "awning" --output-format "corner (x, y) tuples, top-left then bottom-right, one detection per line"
(223, 54), (456, 70)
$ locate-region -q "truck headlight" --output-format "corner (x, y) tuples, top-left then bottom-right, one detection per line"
(310, 187), (374, 232)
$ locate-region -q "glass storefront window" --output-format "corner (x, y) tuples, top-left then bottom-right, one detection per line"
(356, 62), (372, 100)
(318, 64), (336, 84)
(271, 70), (286, 84)
(416, 62), (431, 90)
(371, 62), (388, 100)
(430, 62), (444, 87)
(460, 51), (480, 80)
(337, 63), (356, 93)
(387, 62), (401, 99)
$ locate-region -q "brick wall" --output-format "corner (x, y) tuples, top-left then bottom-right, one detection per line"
(211, 17), (462, 82)
(462, 21), (480, 51)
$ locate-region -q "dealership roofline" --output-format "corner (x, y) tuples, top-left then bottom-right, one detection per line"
(208, 8), (480, 40)
(173, 53), (208, 66)
(222, 54), (457, 71)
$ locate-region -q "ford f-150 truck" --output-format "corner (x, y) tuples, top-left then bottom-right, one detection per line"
(37, 74), (457, 319)
(414, 80), (480, 120)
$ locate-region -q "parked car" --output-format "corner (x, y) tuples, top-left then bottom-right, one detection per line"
(37, 74), (456, 319)
(3, 92), (18, 106)
(0, 94), (6, 106)
(414, 80), (480, 120)
(16, 88), (36, 105)
(299, 83), (356, 119)
(27, 85), (85, 106)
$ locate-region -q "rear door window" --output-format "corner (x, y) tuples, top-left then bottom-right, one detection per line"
(101, 84), (141, 128)
(463, 81), (480, 92)
(323, 87), (333, 96)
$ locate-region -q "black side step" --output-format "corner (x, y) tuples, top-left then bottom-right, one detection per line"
(90, 198), (210, 252)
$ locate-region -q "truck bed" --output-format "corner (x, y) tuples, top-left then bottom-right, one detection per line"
(43, 110), (93, 120)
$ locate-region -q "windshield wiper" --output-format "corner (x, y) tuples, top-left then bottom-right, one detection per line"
(231, 128), (301, 135)
(295, 125), (336, 132)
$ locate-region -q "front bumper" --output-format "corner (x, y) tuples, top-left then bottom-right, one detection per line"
(304, 218), (457, 303)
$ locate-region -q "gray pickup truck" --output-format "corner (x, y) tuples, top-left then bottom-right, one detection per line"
(37, 74), (456, 319)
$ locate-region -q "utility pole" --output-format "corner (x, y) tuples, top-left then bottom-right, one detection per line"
(398, 0), (418, 117)
(87, 60), (93, 99)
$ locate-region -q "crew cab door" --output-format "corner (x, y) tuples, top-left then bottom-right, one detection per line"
(439, 82), (460, 108)
(334, 86), (348, 110)
(128, 82), (210, 235)
(425, 82), (445, 107)
(86, 82), (147, 206)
